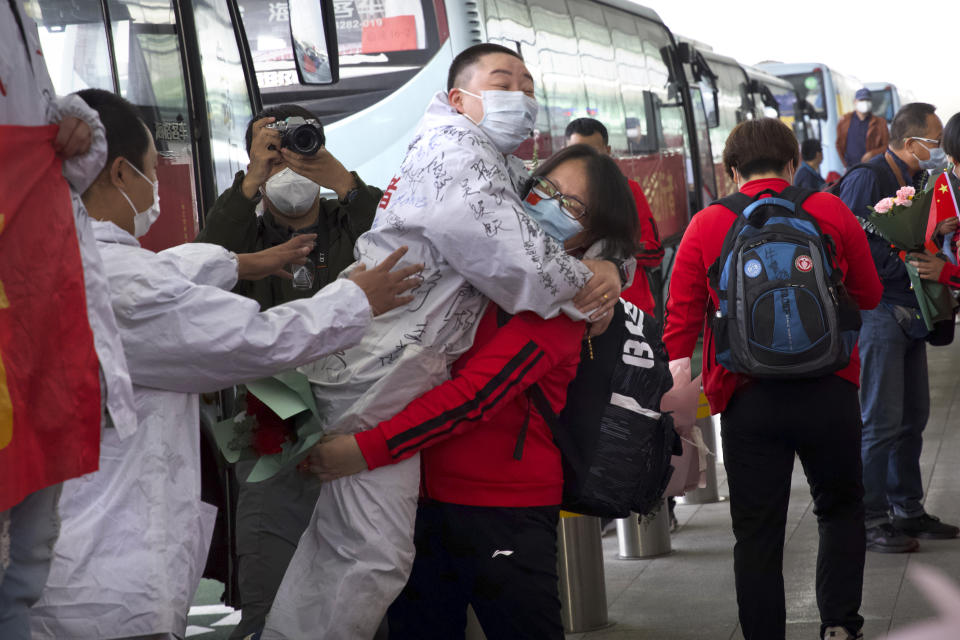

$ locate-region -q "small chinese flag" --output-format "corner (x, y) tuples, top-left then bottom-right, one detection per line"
(0, 124), (101, 512)
(925, 172), (960, 264)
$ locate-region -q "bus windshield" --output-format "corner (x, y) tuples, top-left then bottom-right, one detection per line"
(869, 87), (895, 122)
(239, 0), (440, 89)
(782, 70), (826, 119)
(764, 83), (796, 119)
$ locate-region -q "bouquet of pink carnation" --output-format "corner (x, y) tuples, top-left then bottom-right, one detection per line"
(867, 183), (956, 330)
(872, 185), (916, 213)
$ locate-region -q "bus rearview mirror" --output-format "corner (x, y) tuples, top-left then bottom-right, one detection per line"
(288, 0), (339, 85)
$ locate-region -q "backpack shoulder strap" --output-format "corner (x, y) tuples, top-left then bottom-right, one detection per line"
(500, 305), (571, 462)
(778, 184), (815, 206)
(710, 192), (753, 215)
(528, 383), (558, 427)
(526, 383), (580, 463)
(830, 161), (885, 195)
(513, 383), (557, 461)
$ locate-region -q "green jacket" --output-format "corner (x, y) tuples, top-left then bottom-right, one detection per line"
(195, 170), (381, 310)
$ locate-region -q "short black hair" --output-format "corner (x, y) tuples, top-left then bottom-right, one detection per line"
(800, 138), (822, 162)
(890, 103), (937, 150)
(942, 112), (960, 162)
(527, 144), (638, 259)
(722, 117), (800, 180)
(77, 88), (150, 172)
(565, 118), (609, 145)
(447, 43), (523, 92)
(245, 104), (321, 153)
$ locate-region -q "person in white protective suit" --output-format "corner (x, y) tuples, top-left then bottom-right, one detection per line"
(262, 43), (627, 640)
(28, 89), (423, 640)
(0, 2), (137, 637)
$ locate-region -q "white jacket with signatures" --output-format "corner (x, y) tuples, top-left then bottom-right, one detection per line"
(300, 90), (594, 434)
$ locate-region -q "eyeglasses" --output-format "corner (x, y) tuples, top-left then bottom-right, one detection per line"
(909, 136), (941, 148)
(529, 176), (588, 220)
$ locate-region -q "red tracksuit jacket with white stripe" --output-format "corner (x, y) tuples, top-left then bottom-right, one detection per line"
(355, 302), (584, 507)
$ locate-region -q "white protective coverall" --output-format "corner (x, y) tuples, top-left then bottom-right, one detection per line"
(29, 221), (374, 640)
(263, 91), (595, 640)
(1, 1), (135, 631)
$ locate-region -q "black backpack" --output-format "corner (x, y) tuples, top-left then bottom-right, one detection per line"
(826, 161), (885, 198)
(707, 186), (861, 379)
(503, 301), (678, 519)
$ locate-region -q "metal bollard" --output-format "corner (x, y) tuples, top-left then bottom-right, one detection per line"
(616, 499), (672, 559)
(679, 392), (721, 505)
(556, 513), (609, 633)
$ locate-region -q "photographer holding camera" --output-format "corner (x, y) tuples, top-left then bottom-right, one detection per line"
(197, 104), (381, 306)
(194, 104), (381, 639)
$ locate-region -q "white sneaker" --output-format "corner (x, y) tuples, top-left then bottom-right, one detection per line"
(823, 627), (862, 640)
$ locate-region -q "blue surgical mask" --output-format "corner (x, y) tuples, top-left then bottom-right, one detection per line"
(457, 89), (538, 154)
(522, 194), (583, 243)
(917, 146), (948, 172)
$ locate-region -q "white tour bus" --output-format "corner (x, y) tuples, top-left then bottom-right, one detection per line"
(757, 61), (861, 180)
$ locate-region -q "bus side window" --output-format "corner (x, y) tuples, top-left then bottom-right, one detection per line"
(106, 0), (199, 251)
(569, 2), (627, 154)
(609, 16), (651, 154)
(28, 0), (115, 94)
(189, 0), (254, 197)
(528, 3), (588, 153)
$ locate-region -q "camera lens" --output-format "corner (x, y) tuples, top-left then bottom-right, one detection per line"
(288, 125), (322, 155)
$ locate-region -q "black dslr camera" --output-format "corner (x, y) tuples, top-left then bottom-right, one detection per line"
(266, 116), (325, 155)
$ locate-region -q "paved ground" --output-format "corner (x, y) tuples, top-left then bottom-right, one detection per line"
(188, 339), (960, 639)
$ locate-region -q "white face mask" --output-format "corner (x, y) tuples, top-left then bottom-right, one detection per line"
(457, 88), (539, 154)
(855, 100), (872, 114)
(263, 168), (320, 217)
(116, 159), (161, 238)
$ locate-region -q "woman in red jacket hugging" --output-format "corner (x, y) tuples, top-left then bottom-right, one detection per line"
(663, 118), (882, 640)
(303, 143), (639, 639)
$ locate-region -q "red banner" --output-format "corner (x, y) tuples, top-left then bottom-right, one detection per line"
(0, 124), (101, 512)
(361, 15), (418, 54)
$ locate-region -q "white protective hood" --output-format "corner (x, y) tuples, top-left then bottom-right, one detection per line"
(30, 224), (373, 639)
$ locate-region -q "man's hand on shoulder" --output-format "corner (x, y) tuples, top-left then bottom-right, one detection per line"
(241, 117), (283, 200)
(281, 147), (357, 200)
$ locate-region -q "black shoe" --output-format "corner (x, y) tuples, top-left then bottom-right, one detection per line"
(892, 513), (960, 540)
(866, 522), (919, 553)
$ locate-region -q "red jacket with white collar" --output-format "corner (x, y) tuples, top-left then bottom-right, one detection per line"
(662, 178), (883, 414)
(355, 302), (584, 507)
